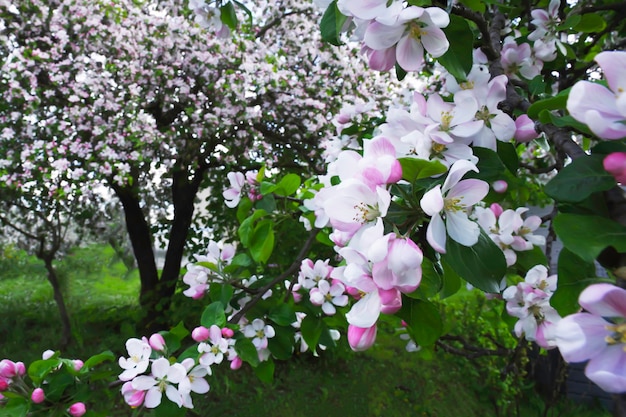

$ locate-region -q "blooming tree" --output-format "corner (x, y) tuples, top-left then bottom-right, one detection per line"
(3, 0), (626, 416)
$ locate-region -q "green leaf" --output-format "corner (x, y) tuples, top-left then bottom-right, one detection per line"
(274, 173), (301, 196)
(28, 358), (61, 384)
(440, 258), (461, 298)
(300, 314), (324, 351)
(442, 229), (507, 293)
(44, 372), (75, 402)
(320, 1), (347, 46)
(398, 157), (447, 182)
(473, 147), (507, 181)
(210, 283), (234, 307)
(155, 399), (188, 417)
(514, 246), (548, 273)
(551, 248), (601, 316)
(496, 141), (519, 174)
(573, 13), (607, 33)
(553, 213), (626, 263)
(201, 302), (226, 328)
(255, 359), (275, 384)
(2, 397), (29, 417)
(82, 350), (114, 371)
(236, 197), (253, 223)
(397, 298), (442, 347)
(249, 219), (275, 263)
(557, 14), (581, 30)
(238, 209), (267, 247)
(438, 15), (473, 81)
(268, 303), (296, 326)
(220, 2), (238, 29)
(527, 91), (568, 119)
(169, 321), (190, 342)
(268, 326), (295, 360)
(545, 155), (615, 203)
(235, 336), (260, 367)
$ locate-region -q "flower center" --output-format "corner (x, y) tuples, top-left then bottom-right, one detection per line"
(440, 112), (453, 131)
(605, 323), (626, 348)
(444, 196), (462, 212)
(256, 329), (266, 339)
(408, 21), (426, 40)
(353, 202), (380, 223)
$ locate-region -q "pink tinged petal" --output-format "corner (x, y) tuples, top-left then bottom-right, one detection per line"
(554, 313), (610, 363)
(442, 160), (479, 193)
(396, 34), (424, 71)
(450, 120), (484, 138)
(585, 110), (626, 140)
(426, 213), (447, 253)
(515, 114), (539, 142)
(585, 345), (626, 393)
(486, 75), (508, 108)
(595, 51), (626, 97)
(364, 21), (405, 50)
(167, 364), (187, 384)
(310, 288), (324, 306)
(344, 0), (391, 20)
(346, 290), (382, 328)
(364, 46), (397, 71)
(421, 26), (449, 58)
(446, 211), (480, 247)
(420, 185), (444, 216)
(191, 377), (210, 394)
(322, 303), (337, 315)
(448, 179), (489, 206)
(579, 284), (626, 317)
(348, 324), (378, 351)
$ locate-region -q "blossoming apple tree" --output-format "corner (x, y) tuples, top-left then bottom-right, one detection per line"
(3, 0), (626, 416)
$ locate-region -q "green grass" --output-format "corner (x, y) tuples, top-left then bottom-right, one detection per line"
(0, 244), (613, 417)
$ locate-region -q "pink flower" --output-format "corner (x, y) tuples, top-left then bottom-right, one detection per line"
(68, 402), (86, 417)
(492, 180), (508, 193)
(363, 6), (449, 72)
(31, 388), (45, 404)
(223, 171), (245, 208)
(514, 114), (540, 142)
(603, 152), (626, 183)
(420, 160), (489, 253)
(567, 51), (626, 140)
(192, 326), (210, 342)
(348, 324), (377, 351)
(148, 333), (166, 352)
(555, 284), (626, 393)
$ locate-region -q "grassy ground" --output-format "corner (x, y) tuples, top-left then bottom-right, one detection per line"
(0, 244), (612, 417)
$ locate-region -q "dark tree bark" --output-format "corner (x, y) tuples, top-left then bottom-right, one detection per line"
(40, 254), (72, 349)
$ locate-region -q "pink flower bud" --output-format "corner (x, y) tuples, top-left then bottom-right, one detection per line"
(42, 350), (55, 360)
(335, 113), (351, 125)
(345, 285), (361, 299)
(492, 180), (508, 193)
(348, 324), (377, 352)
(0, 377), (9, 391)
(603, 152), (626, 183)
(221, 328), (234, 338)
(15, 362), (25, 377)
(68, 402), (86, 417)
(514, 114), (540, 143)
(0, 360), (17, 378)
(192, 326), (210, 342)
(490, 203), (504, 218)
(230, 356), (243, 370)
(148, 333), (166, 351)
(31, 388), (45, 404)
(291, 291), (302, 303)
(72, 360), (84, 371)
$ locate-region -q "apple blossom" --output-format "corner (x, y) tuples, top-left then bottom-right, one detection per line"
(179, 358), (211, 409)
(567, 51), (626, 140)
(363, 6), (450, 72)
(192, 326), (210, 342)
(149, 333), (166, 352)
(121, 381), (146, 408)
(243, 319), (275, 350)
(131, 358), (187, 408)
(555, 284), (626, 393)
(309, 279), (349, 315)
(118, 338), (152, 381)
(420, 160), (489, 253)
(514, 114), (540, 143)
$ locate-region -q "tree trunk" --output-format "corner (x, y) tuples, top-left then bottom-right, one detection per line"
(41, 256), (72, 349)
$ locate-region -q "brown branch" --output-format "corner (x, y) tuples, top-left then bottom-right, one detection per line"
(228, 227), (320, 324)
(519, 162), (558, 174)
(436, 334), (511, 359)
(255, 10), (311, 39)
